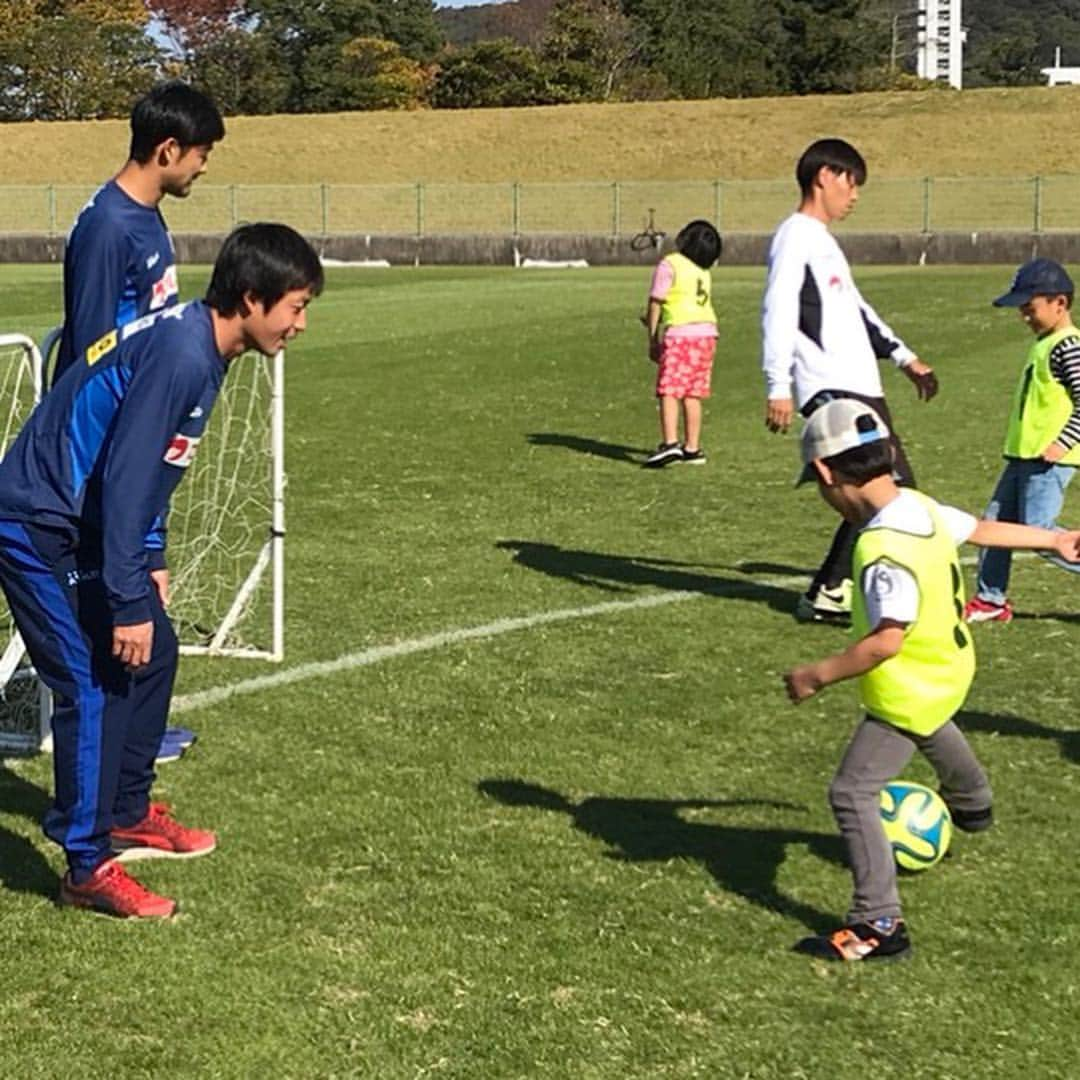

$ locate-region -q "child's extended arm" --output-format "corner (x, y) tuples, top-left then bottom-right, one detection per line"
(968, 521), (1080, 562)
(784, 620), (906, 704)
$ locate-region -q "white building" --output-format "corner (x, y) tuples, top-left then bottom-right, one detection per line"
(917, 0), (965, 90)
(1042, 48), (1080, 86)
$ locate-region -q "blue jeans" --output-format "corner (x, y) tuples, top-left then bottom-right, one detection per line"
(976, 459), (1080, 604)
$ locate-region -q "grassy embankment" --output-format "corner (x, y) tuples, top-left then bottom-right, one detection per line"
(2, 85), (1080, 186)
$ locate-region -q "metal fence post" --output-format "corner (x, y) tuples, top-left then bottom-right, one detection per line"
(416, 182), (424, 240)
(1033, 175), (1043, 234)
(512, 182), (521, 238)
(47, 185), (56, 236)
(229, 185), (238, 229)
(320, 183), (329, 237)
(921, 176), (933, 234)
(713, 180), (722, 230)
(612, 182), (620, 239)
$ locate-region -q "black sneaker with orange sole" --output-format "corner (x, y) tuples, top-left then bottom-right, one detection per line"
(794, 917), (911, 961)
(949, 804), (994, 833)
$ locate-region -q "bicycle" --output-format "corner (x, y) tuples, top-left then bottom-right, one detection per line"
(630, 208), (666, 252)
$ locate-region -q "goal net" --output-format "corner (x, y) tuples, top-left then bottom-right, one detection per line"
(0, 333), (285, 755)
(168, 347), (285, 663)
(0, 334), (49, 754)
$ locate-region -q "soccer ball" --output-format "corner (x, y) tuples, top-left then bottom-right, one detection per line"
(879, 781), (952, 871)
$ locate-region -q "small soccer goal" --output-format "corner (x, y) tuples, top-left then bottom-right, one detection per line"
(0, 333), (50, 754)
(167, 346), (285, 663)
(0, 331), (286, 755)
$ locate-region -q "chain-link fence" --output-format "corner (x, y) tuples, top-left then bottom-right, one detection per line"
(3, 176), (1076, 237)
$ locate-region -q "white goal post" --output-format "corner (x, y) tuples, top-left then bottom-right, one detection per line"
(0, 329), (286, 755)
(0, 334), (50, 754)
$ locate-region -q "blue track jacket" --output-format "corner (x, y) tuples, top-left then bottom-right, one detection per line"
(0, 302), (226, 625)
(55, 180), (179, 384)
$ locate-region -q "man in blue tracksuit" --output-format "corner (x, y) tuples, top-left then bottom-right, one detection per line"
(55, 80), (225, 385)
(0, 224), (323, 918)
(55, 81), (225, 763)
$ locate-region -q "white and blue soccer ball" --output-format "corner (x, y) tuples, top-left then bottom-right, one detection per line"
(879, 781), (952, 871)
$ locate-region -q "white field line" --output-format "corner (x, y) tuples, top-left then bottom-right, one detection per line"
(170, 550), (1015, 716)
(171, 588), (702, 714)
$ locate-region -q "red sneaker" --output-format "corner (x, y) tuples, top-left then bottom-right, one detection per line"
(963, 596), (1013, 624)
(111, 802), (217, 862)
(59, 859), (176, 918)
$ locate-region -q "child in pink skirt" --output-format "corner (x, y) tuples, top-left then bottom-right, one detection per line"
(642, 220), (722, 467)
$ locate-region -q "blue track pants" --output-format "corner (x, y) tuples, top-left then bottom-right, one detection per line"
(0, 520), (177, 881)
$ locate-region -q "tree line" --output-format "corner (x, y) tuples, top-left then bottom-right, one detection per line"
(0, 0), (1075, 122)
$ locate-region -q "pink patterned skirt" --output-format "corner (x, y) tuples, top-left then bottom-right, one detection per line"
(656, 336), (716, 399)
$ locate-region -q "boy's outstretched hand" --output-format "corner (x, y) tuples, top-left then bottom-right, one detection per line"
(1052, 530), (1080, 562)
(784, 664), (823, 704)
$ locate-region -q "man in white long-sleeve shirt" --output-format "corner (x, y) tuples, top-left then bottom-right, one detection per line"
(761, 138), (939, 623)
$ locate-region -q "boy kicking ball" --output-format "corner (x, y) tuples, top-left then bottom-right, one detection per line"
(783, 399), (1080, 960)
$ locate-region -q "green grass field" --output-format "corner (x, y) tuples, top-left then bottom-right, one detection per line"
(2, 264), (1080, 1078)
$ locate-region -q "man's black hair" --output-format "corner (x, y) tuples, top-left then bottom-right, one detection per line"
(205, 223), (324, 317)
(820, 438), (894, 486)
(129, 81), (225, 163)
(796, 138), (867, 197)
(675, 219), (722, 269)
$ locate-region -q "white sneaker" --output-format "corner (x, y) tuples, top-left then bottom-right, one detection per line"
(794, 580), (852, 624)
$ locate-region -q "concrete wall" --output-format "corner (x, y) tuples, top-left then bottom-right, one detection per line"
(5, 231), (1080, 266)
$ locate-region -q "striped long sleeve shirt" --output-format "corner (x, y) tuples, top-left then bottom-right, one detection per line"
(1049, 333), (1080, 448)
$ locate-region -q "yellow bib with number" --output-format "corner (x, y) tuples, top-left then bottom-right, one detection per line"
(851, 492), (975, 735)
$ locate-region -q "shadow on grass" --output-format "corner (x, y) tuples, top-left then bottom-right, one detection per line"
(1013, 610), (1080, 625)
(958, 709), (1080, 764)
(479, 778), (844, 934)
(526, 433), (648, 466)
(496, 539), (801, 615)
(733, 560), (815, 579)
(0, 762), (56, 898)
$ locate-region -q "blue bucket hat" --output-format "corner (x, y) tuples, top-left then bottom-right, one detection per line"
(993, 258), (1075, 307)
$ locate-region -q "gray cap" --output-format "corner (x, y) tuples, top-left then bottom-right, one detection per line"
(796, 399), (890, 486)
(993, 258), (1075, 307)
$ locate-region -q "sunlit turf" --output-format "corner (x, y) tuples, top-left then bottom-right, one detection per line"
(1, 264), (1079, 1077)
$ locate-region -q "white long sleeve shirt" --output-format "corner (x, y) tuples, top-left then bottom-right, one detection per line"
(761, 212), (916, 407)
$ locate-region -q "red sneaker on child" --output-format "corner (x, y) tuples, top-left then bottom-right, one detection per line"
(963, 596), (1013, 624)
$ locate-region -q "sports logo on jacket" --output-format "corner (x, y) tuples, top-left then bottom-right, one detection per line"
(150, 264), (179, 310)
(85, 329), (117, 366)
(164, 433), (201, 468)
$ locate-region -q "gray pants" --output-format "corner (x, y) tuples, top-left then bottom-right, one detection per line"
(829, 715), (992, 923)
